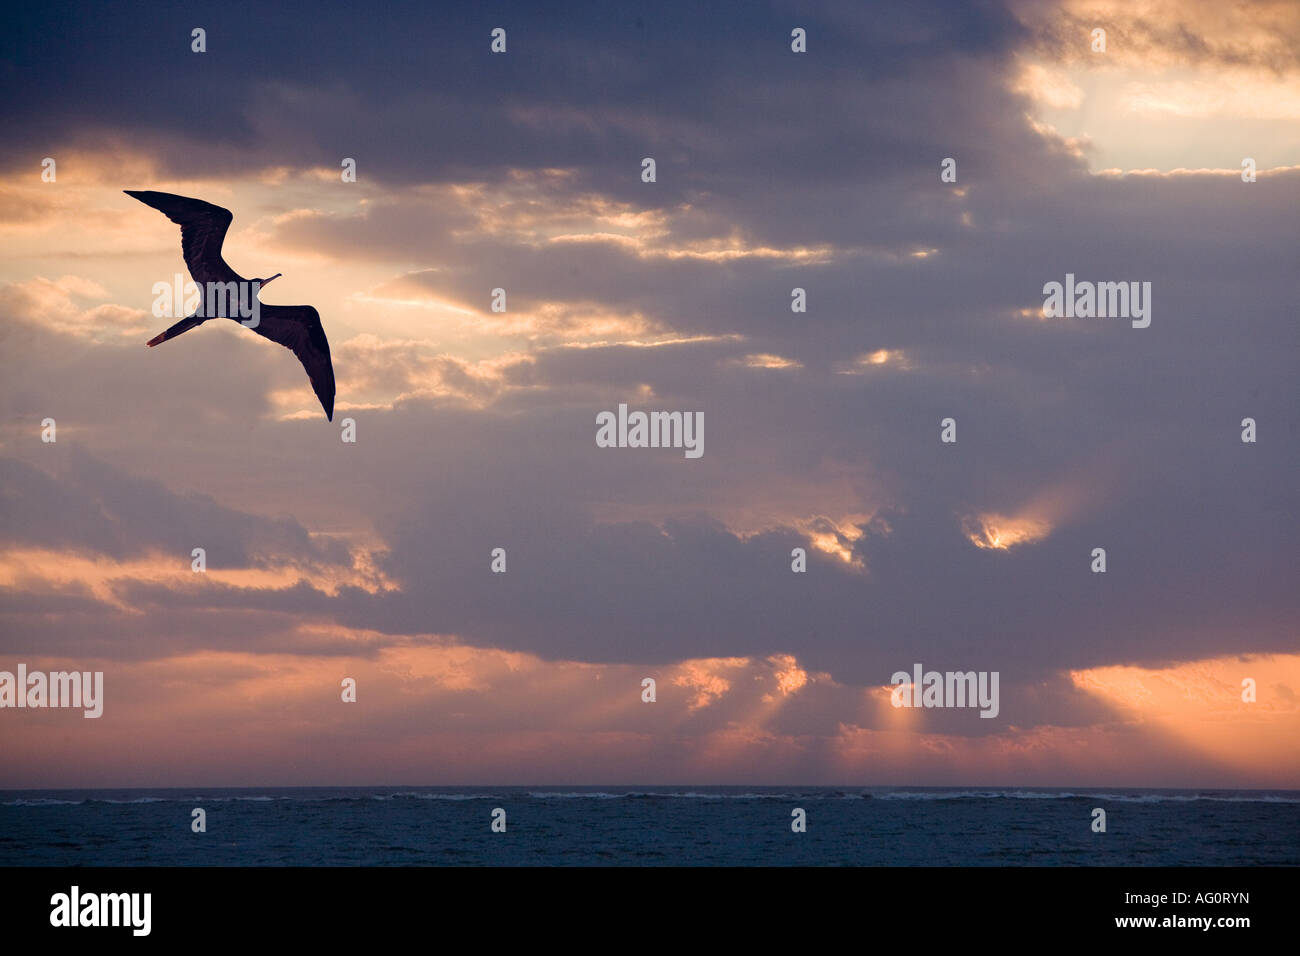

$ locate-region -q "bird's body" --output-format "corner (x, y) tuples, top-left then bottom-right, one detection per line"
(126, 190), (335, 421)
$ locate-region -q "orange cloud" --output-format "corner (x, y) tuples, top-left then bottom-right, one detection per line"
(1069, 653), (1300, 782)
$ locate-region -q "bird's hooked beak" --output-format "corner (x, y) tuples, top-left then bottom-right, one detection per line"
(261, 273), (282, 287)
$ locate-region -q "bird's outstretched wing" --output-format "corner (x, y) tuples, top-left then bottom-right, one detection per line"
(254, 305), (336, 421)
(124, 190), (242, 286)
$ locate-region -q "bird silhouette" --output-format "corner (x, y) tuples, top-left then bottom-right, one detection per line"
(126, 190), (335, 421)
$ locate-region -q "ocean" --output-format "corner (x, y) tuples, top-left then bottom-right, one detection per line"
(2, 787), (1296, 866)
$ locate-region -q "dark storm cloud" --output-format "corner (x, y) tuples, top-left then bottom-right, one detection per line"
(320, 418), (1296, 688)
(2, 0), (1026, 196)
(0, 448), (349, 568)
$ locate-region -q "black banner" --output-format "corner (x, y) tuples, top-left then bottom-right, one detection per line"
(4, 866), (1283, 942)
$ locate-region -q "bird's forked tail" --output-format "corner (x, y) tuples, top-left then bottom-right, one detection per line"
(147, 315), (204, 347)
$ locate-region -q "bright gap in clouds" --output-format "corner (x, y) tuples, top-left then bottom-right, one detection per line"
(1022, 64), (1300, 172)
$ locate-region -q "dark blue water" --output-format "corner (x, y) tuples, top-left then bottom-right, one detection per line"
(2, 787), (1296, 866)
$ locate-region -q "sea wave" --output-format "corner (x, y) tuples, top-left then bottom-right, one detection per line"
(874, 791), (1300, 803)
(5, 789), (1297, 806)
(1, 798), (84, 807)
(525, 791), (808, 800)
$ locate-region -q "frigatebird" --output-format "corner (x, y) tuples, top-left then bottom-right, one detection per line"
(126, 190), (335, 421)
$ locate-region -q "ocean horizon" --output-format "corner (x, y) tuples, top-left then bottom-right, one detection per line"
(4, 786), (1297, 866)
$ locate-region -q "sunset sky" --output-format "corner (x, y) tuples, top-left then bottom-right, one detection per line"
(1, 0), (1296, 788)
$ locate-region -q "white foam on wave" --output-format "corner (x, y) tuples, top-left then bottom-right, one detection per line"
(2, 798), (84, 806)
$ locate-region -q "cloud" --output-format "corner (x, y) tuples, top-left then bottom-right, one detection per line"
(3, 644), (1296, 786)
(0, 448), (352, 572)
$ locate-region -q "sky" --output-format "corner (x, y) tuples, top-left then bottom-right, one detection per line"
(0, 0), (1296, 788)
